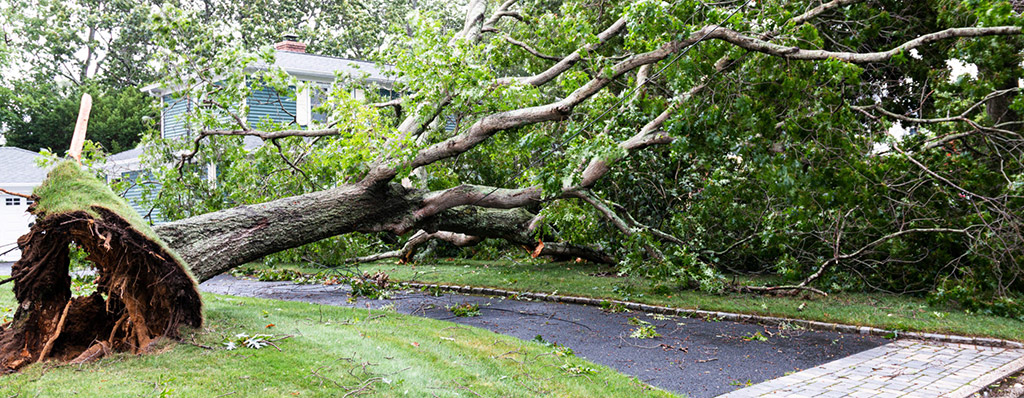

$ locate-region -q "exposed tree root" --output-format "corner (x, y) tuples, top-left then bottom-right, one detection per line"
(0, 207), (202, 373)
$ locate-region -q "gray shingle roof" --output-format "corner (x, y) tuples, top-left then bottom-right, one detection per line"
(248, 51), (394, 85)
(0, 147), (47, 184)
(108, 146), (145, 161)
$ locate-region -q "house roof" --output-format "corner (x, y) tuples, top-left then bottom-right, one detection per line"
(0, 147), (47, 185)
(248, 51), (394, 85)
(108, 146), (145, 162)
(142, 50), (394, 95)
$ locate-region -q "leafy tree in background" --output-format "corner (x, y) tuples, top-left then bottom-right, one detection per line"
(0, 0), (161, 153)
(0, 83), (157, 154)
(5, 0), (159, 86)
(199, 0), (460, 59)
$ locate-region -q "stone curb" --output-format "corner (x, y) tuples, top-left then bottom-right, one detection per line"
(401, 282), (1024, 349)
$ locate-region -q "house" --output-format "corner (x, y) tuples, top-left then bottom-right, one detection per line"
(0, 147), (48, 261)
(103, 37), (395, 222)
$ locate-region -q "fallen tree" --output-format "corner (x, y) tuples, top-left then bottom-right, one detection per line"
(0, 162), (202, 373)
(140, 0), (1023, 301)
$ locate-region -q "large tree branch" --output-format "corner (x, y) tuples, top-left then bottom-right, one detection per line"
(407, 20), (1018, 184)
(791, 0), (864, 25)
(416, 185), (542, 219)
(454, 0), (488, 42)
(343, 230), (482, 264)
(706, 25), (1022, 63)
(494, 17), (627, 87)
(482, 0), (521, 32)
(407, 33), (704, 175)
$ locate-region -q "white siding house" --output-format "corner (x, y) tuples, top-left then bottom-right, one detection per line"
(0, 147), (48, 261)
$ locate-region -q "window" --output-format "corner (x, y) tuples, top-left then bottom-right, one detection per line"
(5, 197), (21, 206)
(310, 84), (331, 123)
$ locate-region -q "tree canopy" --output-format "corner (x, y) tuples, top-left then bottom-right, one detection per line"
(123, 0), (1024, 320)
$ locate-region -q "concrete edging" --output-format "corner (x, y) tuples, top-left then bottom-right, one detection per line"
(401, 282), (1024, 349)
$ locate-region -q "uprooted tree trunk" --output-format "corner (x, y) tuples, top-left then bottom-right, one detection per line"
(154, 181), (614, 283)
(0, 163), (202, 373)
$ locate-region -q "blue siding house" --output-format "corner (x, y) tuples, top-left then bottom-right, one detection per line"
(104, 37), (394, 223)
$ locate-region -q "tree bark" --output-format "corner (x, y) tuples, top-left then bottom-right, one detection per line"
(155, 182), (419, 282)
(155, 182), (613, 282)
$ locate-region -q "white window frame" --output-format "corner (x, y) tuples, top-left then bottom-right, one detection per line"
(296, 85), (312, 126)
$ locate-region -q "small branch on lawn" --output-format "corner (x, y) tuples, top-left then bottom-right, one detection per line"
(736, 284), (829, 296)
(343, 250), (402, 264)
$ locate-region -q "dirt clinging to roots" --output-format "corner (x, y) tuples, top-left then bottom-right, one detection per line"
(0, 206), (202, 373)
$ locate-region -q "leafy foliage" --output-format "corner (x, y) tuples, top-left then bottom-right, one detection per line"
(136, 0), (1024, 319)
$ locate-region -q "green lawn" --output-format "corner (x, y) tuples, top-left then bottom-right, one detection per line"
(0, 275), (677, 398)
(246, 259), (1024, 342)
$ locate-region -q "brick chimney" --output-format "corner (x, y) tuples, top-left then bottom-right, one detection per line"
(274, 34), (307, 53)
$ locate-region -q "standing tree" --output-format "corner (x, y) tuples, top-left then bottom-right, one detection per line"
(142, 0), (1023, 315)
(0, 0), (161, 153)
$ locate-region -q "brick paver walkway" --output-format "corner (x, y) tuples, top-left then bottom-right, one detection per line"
(719, 339), (1024, 398)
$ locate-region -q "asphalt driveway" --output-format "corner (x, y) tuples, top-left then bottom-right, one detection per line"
(200, 274), (887, 398)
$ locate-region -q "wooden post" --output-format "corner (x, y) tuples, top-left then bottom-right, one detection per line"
(68, 93), (92, 163)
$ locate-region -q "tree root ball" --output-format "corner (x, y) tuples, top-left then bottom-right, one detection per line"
(0, 207), (202, 373)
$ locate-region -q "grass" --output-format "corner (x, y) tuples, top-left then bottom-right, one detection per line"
(0, 275), (676, 398)
(246, 259), (1024, 342)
